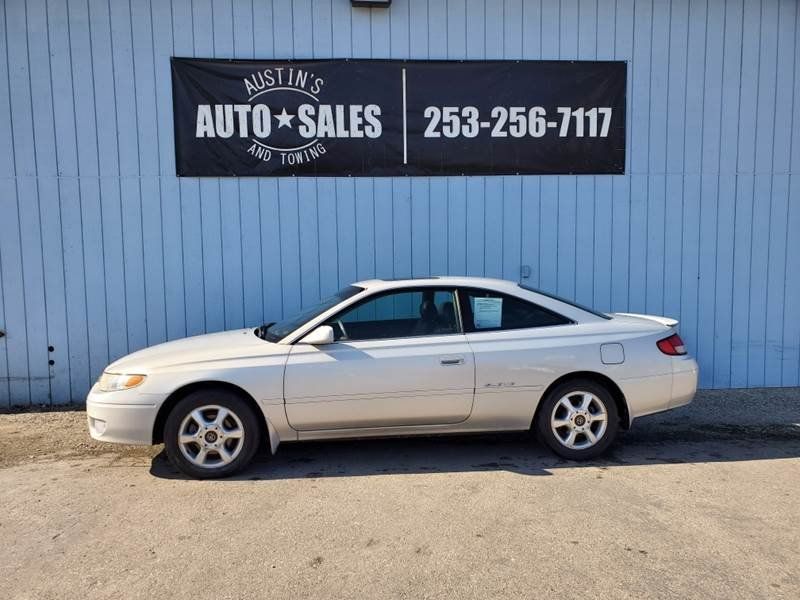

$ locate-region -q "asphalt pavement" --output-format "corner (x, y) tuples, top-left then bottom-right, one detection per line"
(1, 388), (798, 599)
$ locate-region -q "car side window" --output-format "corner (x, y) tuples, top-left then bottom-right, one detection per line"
(459, 288), (571, 332)
(326, 288), (461, 341)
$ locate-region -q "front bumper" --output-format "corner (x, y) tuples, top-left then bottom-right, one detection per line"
(86, 387), (160, 445)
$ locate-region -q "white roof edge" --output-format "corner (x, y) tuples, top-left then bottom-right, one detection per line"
(351, 278), (384, 288)
(352, 276), (518, 290)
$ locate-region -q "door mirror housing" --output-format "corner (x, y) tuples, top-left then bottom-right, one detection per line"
(299, 325), (335, 345)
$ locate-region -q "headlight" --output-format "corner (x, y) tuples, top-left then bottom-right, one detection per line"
(96, 372), (146, 392)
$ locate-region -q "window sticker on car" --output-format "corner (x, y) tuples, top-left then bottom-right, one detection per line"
(473, 297), (503, 329)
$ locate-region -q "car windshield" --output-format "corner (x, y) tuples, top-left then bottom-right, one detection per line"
(518, 283), (611, 320)
(258, 286), (363, 342)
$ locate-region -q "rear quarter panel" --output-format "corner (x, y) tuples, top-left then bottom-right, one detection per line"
(465, 321), (678, 429)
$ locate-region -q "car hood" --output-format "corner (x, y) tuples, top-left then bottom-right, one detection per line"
(106, 328), (289, 373)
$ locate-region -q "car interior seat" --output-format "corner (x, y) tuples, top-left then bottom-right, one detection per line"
(412, 295), (439, 336)
(439, 301), (456, 333)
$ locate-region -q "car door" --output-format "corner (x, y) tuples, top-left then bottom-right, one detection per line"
(457, 288), (576, 424)
(283, 287), (475, 431)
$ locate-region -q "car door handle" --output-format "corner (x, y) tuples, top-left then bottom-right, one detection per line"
(440, 356), (465, 366)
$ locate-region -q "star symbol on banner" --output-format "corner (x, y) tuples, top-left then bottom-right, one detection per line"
(275, 107), (295, 129)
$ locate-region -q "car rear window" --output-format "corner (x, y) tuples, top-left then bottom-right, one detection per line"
(518, 284), (611, 320)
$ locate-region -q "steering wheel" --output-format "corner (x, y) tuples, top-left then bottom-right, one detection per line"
(335, 319), (348, 340)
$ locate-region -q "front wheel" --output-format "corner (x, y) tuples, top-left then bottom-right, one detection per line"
(535, 379), (619, 460)
(164, 389), (261, 479)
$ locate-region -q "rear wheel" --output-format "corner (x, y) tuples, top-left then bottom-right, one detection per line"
(164, 389), (260, 479)
(535, 379), (619, 460)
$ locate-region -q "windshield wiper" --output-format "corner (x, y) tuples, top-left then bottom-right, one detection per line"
(256, 322), (275, 340)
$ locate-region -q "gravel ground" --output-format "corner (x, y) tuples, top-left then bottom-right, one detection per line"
(1, 388), (799, 599)
(0, 410), (159, 469)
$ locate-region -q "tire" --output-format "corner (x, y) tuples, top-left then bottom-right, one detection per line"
(164, 388), (261, 479)
(535, 379), (620, 460)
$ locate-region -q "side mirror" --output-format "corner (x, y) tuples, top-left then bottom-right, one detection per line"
(299, 325), (335, 345)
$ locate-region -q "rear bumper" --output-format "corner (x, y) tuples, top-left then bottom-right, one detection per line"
(619, 356), (698, 424)
(86, 388), (160, 445)
(670, 357), (699, 409)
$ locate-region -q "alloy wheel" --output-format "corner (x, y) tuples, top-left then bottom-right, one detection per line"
(178, 405), (245, 468)
(549, 391), (609, 450)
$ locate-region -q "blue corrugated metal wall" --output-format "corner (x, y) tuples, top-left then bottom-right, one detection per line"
(1, 0), (799, 406)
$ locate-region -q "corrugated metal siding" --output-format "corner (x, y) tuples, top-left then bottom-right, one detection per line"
(0, 0), (798, 406)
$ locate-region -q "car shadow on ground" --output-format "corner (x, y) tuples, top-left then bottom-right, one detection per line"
(149, 408), (800, 481)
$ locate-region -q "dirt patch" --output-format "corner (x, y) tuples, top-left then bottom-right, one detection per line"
(0, 410), (160, 468)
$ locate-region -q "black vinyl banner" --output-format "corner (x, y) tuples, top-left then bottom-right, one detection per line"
(171, 58), (626, 177)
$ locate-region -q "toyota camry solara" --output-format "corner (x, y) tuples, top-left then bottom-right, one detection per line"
(87, 277), (698, 478)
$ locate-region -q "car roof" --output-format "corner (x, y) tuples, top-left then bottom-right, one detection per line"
(352, 276), (522, 294)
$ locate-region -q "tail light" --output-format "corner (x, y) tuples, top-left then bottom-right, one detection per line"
(657, 333), (687, 356)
